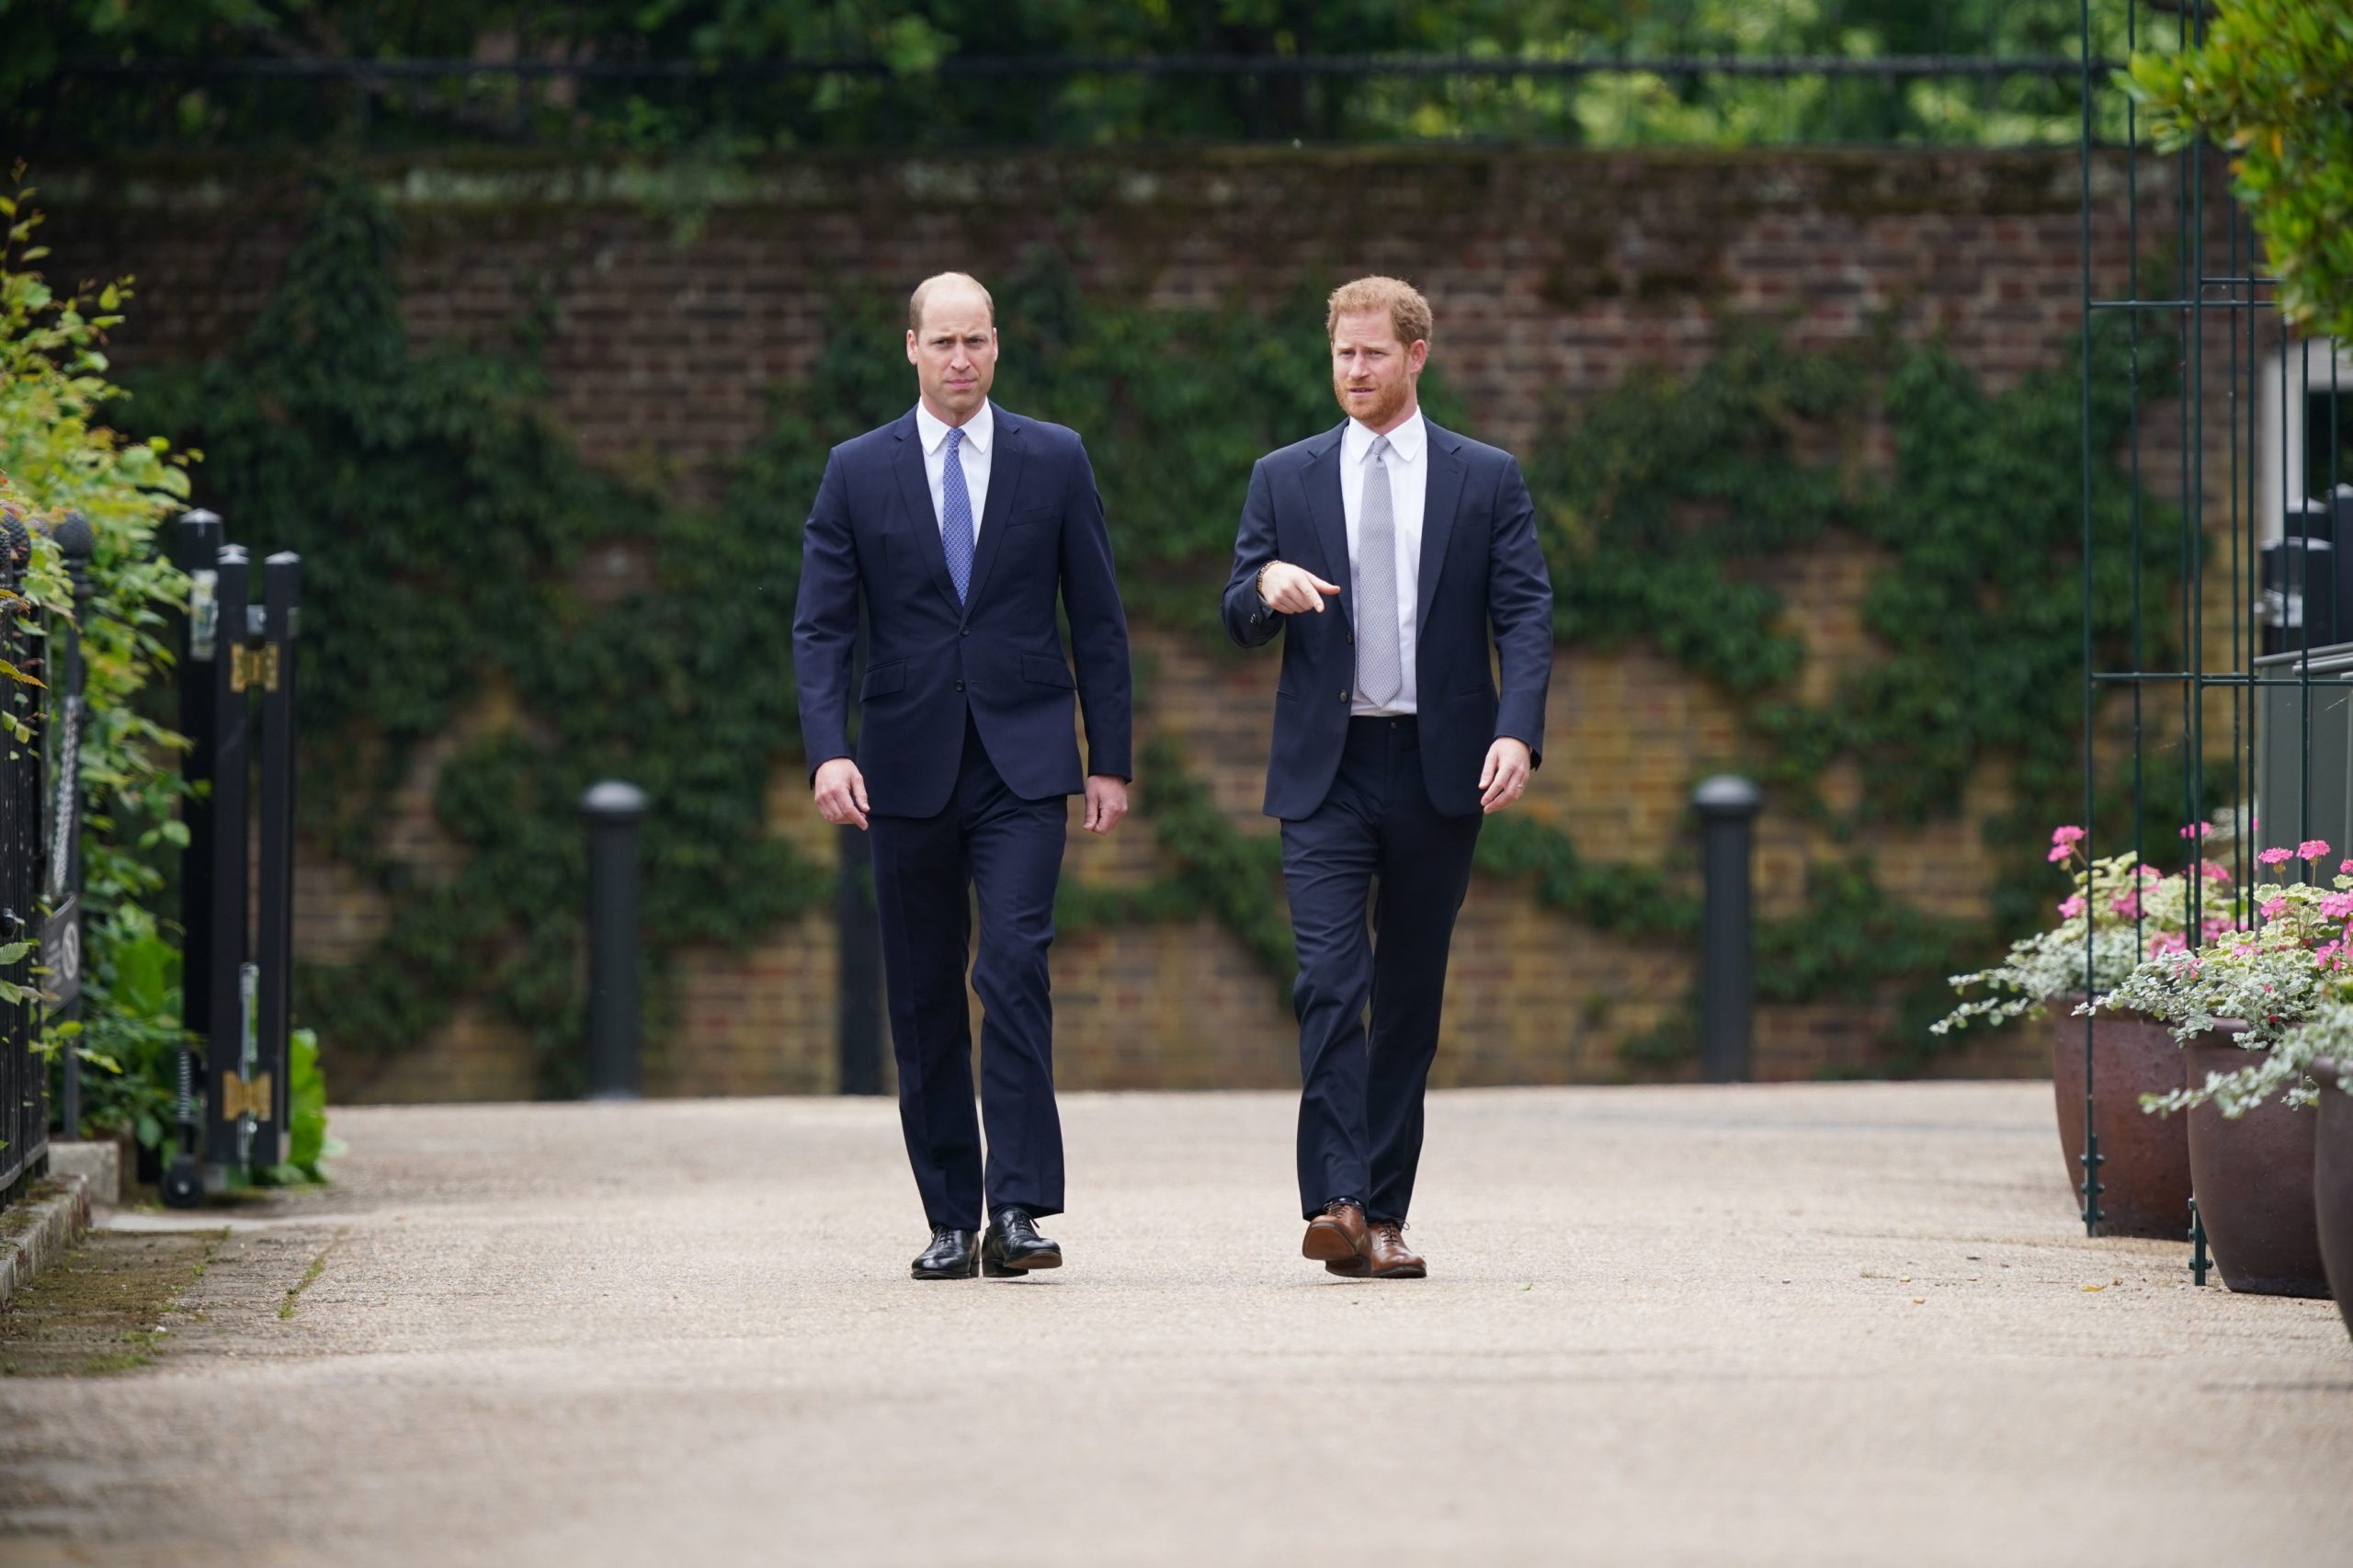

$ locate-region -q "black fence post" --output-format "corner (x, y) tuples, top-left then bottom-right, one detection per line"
(1694, 775), (1763, 1085)
(254, 552), (301, 1157)
(200, 545), (254, 1181)
(581, 781), (646, 1100)
(49, 513), (93, 1138)
(164, 510), (222, 1207)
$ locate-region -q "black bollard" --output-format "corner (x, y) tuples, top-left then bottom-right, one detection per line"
(1694, 775), (1763, 1085)
(581, 781), (648, 1099)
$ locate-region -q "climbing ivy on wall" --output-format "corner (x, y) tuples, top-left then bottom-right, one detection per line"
(136, 175), (2187, 1084)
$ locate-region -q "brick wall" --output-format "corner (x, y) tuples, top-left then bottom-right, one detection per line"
(37, 145), (2235, 1098)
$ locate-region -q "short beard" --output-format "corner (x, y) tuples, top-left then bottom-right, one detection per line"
(1335, 379), (1409, 429)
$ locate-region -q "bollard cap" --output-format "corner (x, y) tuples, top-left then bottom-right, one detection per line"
(1692, 774), (1763, 818)
(53, 511), (94, 560)
(580, 779), (650, 819)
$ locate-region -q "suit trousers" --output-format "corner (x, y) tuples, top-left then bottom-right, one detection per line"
(867, 714), (1068, 1229)
(1281, 715), (1483, 1222)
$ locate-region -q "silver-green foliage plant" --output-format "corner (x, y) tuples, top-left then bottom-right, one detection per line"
(1933, 826), (2242, 1036)
(0, 162), (196, 1131)
(2099, 840), (2353, 1116)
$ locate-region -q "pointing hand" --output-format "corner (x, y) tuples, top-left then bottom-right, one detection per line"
(1259, 562), (1344, 616)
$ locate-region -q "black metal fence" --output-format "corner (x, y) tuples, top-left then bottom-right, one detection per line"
(0, 513), (94, 1204)
(0, 520), (48, 1201)
(2075, 0), (2341, 1274)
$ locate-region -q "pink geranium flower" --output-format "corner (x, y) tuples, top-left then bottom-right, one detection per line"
(2180, 821), (2215, 840)
(2051, 825), (2086, 845)
(2299, 839), (2333, 861)
(2259, 847), (2294, 867)
(2261, 897), (2289, 920)
(2199, 859), (2233, 884)
(2057, 895), (2086, 918)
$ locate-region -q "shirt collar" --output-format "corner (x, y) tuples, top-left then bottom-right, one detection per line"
(1344, 407), (1426, 465)
(916, 398), (994, 457)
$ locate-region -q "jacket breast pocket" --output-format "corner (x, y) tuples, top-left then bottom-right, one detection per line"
(1020, 653), (1076, 690)
(1006, 505), (1058, 529)
(862, 661), (906, 699)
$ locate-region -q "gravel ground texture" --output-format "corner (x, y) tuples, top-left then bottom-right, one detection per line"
(2, 1082), (2348, 1566)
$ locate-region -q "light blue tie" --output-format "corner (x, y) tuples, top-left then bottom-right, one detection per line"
(941, 426), (974, 603)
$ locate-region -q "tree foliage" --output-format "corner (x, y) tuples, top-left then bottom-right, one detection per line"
(7, 0), (2149, 151)
(2131, 0), (2353, 340)
(0, 165), (196, 1137)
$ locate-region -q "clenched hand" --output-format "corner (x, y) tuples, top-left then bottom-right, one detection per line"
(1083, 775), (1129, 835)
(1479, 738), (1532, 814)
(813, 756), (870, 830)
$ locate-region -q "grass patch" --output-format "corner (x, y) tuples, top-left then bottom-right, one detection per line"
(0, 1228), (227, 1378)
(278, 1233), (343, 1321)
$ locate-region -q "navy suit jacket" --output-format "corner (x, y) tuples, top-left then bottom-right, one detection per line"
(794, 405), (1132, 819)
(1221, 417), (1552, 821)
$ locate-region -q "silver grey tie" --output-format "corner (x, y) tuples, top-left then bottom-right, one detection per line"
(1355, 435), (1404, 708)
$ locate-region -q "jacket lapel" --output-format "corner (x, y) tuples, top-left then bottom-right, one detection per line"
(891, 412), (964, 615)
(961, 409), (1026, 610)
(1302, 424), (1354, 635)
(1415, 420), (1468, 635)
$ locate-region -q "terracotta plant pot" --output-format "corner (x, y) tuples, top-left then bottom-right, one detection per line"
(2309, 1060), (2353, 1340)
(2185, 1034), (2329, 1298)
(2049, 1000), (2192, 1238)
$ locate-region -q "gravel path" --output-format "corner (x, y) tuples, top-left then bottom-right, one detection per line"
(3, 1083), (2347, 1565)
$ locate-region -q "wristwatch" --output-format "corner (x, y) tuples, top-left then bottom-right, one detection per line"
(1256, 561), (1276, 607)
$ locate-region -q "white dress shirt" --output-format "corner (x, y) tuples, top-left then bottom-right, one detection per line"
(914, 398), (995, 539)
(1342, 408), (1427, 715)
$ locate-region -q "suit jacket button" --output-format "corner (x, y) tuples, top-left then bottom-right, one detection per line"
(1338, 690), (1348, 702)
(961, 626), (971, 636)
(955, 680), (965, 692)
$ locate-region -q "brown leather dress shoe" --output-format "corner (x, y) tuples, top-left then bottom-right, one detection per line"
(1302, 1199), (1370, 1276)
(1365, 1219), (1426, 1278)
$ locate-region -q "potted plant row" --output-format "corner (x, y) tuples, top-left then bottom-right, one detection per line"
(1934, 825), (2243, 1238)
(2095, 839), (2347, 1303)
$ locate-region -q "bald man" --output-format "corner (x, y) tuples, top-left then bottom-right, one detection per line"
(793, 273), (1134, 1280)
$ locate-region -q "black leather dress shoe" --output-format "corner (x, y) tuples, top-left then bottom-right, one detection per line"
(911, 1224), (979, 1280)
(981, 1208), (1063, 1277)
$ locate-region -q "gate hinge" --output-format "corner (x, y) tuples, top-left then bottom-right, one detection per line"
(219, 1071), (273, 1121)
(230, 644), (279, 693)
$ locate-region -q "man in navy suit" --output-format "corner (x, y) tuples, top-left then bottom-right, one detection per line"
(1222, 276), (1552, 1280)
(795, 272), (1133, 1281)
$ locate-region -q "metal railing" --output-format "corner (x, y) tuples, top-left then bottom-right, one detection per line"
(0, 513), (92, 1204)
(0, 520), (48, 1200)
(2075, 0), (2340, 1273)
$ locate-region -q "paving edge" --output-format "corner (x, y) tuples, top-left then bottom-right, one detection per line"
(0, 1174), (94, 1311)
